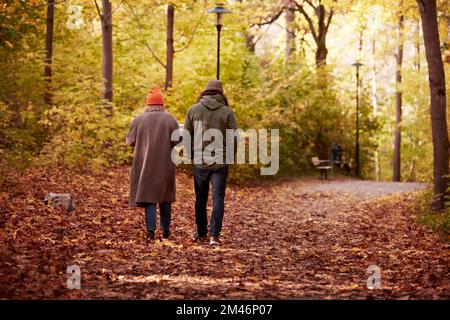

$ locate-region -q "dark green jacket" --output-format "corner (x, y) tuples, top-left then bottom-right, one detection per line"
(184, 94), (238, 169)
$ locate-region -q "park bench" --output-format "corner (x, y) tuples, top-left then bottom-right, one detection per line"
(311, 157), (332, 179)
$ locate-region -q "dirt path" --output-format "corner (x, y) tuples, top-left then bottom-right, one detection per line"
(301, 179), (426, 199)
(0, 168), (448, 299)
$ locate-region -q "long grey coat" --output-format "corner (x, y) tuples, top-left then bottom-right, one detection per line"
(126, 106), (179, 206)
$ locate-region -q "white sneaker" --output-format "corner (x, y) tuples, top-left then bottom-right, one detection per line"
(210, 236), (220, 246)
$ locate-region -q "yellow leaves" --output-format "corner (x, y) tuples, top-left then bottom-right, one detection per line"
(227, 291), (243, 297)
(12, 228), (19, 239)
(248, 276), (259, 282)
(339, 266), (350, 273)
(155, 240), (182, 248)
(48, 265), (56, 275)
(39, 119), (51, 127)
(96, 249), (115, 254)
(389, 254), (398, 260)
(111, 196), (118, 205)
(261, 278), (278, 287)
(351, 247), (362, 254)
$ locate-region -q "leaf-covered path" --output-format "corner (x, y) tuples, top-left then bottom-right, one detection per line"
(0, 167), (448, 299)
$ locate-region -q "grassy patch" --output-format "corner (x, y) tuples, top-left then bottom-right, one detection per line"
(414, 188), (450, 241)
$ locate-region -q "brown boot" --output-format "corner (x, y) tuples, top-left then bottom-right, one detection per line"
(192, 233), (208, 243)
(147, 230), (155, 241)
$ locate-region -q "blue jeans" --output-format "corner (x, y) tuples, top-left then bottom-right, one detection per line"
(145, 203), (171, 232)
(193, 166), (228, 237)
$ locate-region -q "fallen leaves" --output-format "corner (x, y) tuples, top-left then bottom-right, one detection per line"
(0, 167), (448, 299)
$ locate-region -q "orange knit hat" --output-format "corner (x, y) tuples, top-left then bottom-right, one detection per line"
(146, 86), (164, 106)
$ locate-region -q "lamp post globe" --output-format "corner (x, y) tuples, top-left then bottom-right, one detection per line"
(208, 3), (232, 80)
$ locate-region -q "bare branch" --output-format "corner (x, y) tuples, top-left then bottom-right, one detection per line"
(251, 9), (284, 27)
(12, 0), (66, 12)
(325, 8), (334, 33)
(304, 0), (317, 10)
(174, 2), (207, 54)
(294, 1), (318, 42)
(125, 1), (166, 69)
(250, 22), (273, 48)
(300, 35), (315, 51)
(109, 0), (126, 17)
(93, 0), (103, 20)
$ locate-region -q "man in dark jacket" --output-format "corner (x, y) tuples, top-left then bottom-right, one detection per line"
(184, 80), (237, 245)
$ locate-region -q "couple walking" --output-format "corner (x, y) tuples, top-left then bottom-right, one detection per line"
(126, 80), (237, 246)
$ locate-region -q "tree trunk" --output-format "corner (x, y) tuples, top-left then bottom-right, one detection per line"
(416, 18), (421, 71)
(315, 4), (327, 67)
(409, 18), (422, 180)
(165, 4), (174, 90)
(245, 32), (256, 53)
(284, 0), (296, 62)
(315, 38), (327, 67)
(101, 0), (113, 103)
(371, 38), (378, 115)
(371, 37), (380, 181)
(393, 9), (404, 182)
(418, 0), (449, 211)
(295, 2), (332, 68)
(44, 0), (55, 105)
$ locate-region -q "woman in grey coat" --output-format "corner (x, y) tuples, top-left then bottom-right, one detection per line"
(126, 86), (179, 240)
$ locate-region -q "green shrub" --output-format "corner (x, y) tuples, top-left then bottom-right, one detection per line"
(38, 78), (133, 171)
(414, 188), (450, 241)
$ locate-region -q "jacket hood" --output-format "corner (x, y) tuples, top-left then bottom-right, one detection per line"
(200, 94), (226, 110)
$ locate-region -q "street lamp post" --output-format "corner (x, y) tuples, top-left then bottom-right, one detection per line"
(208, 3), (231, 80)
(352, 62), (363, 179)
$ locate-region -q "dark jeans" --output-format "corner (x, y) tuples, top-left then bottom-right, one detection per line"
(193, 166), (228, 237)
(145, 203), (171, 232)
